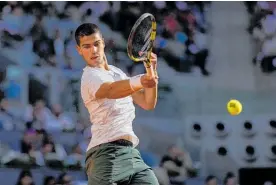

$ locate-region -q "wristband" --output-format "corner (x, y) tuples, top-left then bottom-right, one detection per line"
(129, 74), (143, 91)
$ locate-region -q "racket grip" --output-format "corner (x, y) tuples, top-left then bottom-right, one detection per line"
(146, 65), (155, 77)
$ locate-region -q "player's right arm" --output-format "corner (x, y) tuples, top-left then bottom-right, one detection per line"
(84, 72), (156, 100)
(95, 79), (139, 99)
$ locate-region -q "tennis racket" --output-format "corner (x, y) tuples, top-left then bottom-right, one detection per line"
(127, 13), (157, 77)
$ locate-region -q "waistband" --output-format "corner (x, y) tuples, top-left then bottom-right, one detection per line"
(109, 139), (133, 147)
(85, 139), (133, 163)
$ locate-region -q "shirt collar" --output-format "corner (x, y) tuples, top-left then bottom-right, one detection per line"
(83, 65), (114, 72)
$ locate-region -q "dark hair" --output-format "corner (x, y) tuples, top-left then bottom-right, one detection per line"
(75, 23), (101, 46)
(205, 175), (216, 183)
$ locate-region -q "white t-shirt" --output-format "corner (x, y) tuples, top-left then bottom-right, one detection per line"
(80, 65), (139, 151)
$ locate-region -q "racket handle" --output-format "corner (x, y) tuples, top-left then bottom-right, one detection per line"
(145, 65), (155, 77)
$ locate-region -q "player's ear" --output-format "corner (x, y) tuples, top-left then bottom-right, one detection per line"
(76, 45), (82, 55)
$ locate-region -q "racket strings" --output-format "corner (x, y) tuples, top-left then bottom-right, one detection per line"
(140, 36), (151, 54)
(131, 16), (152, 59)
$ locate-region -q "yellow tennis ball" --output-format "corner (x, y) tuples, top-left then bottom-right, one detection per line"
(227, 99), (242, 116)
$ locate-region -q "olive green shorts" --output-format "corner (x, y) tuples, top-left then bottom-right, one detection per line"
(85, 140), (159, 185)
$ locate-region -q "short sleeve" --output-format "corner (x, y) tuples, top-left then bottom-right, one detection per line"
(82, 71), (114, 99)
(111, 66), (130, 80)
(122, 72), (130, 80)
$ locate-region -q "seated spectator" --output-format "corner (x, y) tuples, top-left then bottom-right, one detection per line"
(160, 145), (196, 185)
(0, 98), (27, 130)
(139, 150), (172, 185)
(205, 175), (218, 185)
(31, 101), (41, 121)
(19, 129), (50, 166)
(40, 141), (62, 168)
(45, 104), (75, 132)
(53, 29), (67, 69)
(30, 15), (47, 43)
(23, 104), (34, 123)
(34, 129), (48, 149)
(64, 143), (85, 169)
(223, 172), (237, 185)
(163, 12), (182, 38)
(41, 134), (67, 163)
(31, 15), (56, 67)
(185, 29), (210, 76)
(57, 172), (72, 185)
(248, 2), (276, 73)
(20, 129), (37, 165)
(32, 132), (67, 168)
(0, 99), (14, 130)
(43, 176), (56, 185)
(16, 170), (35, 185)
(0, 141), (33, 167)
(21, 129), (36, 154)
(32, 100), (52, 130)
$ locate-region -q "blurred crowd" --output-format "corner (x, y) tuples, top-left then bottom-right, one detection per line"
(0, 1), (211, 76)
(9, 143), (238, 185)
(0, 1), (219, 185)
(16, 170), (75, 185)
(0, 92), (235, 184)
(246, 1), (276, 73)
(0, 98), (82, 132)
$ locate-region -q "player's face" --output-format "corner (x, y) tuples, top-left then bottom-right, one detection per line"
(76, 32), (105, 67)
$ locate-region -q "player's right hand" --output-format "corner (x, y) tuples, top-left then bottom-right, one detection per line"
(140, 74), (158, 88)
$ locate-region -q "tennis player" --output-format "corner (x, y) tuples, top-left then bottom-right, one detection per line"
(76, 23), (159, 185)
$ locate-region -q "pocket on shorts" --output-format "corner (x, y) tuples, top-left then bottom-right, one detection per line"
(87, 145), (116, 181)
(86, 158), (94, 176)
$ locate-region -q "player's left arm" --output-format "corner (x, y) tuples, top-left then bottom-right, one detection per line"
(132, 53), (158, 110)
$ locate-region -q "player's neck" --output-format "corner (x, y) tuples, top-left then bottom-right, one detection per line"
(97, 58), (109, 71)
(104, 63), (109, 70)
(102, 54), (109, 71)
(98, 63), (109, 70)
(87, 55), (110, 70)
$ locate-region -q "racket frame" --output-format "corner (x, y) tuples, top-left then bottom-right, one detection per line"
(127, 13), (157, 77)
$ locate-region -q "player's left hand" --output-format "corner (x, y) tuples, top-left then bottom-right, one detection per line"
(141, 74), (158, 88)
(141, 52), (157, 70)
